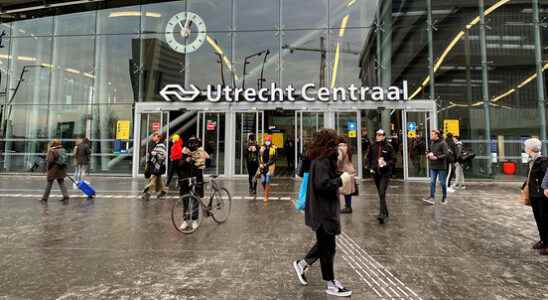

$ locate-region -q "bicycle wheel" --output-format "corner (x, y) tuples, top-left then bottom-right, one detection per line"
(171, 194), (203, 234)
(210, 187), (232, 224)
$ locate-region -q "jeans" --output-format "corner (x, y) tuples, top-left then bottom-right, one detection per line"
(374, 174), (390, 218)
(42, 178), (69, 200)
(166, 160), (183, 186)
(430, 169), (448, 199)
(304, 226), (336, 281)
(453, 163), (465, 187)
(343, 194), (352, 208)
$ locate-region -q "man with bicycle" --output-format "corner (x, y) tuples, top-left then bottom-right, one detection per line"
(179, 136), (209, 231)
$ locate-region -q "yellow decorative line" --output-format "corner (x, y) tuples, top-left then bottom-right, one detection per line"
(410, 0), (511, 99)
(347, 0), (357, 7)
(206, 35), (240, 81)
(331, 14), (350, 88)
(331, 43), (341, 89)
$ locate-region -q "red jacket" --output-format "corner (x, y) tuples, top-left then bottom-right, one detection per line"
(171, 140), (183, 161)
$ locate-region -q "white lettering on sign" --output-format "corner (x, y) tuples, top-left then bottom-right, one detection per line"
(160, 81), (409, 102)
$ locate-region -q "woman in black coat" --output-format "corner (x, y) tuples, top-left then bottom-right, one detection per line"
(292, 129), (353, 297)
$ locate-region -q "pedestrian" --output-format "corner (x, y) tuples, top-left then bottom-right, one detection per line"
(367, 129), (395, 224)
(179, 135), (209, 231)
(292, 129), (353, 297)
(41, 139), (70, 203)
(423, 129), (449, 205)
(184, 135), (209, 198)
(259, 135), (277, 202)
(142, 132), (167, 201)
(446, 133), (458, 193)
(451, 135), (466, 190)
(522, 138), (548, 256)
(166, 133), (184, 188)
(285, 137), (295, 174)
(74, 137), (91, 183)
(245, 134), (259, 194)
(338, 138), (356, 214)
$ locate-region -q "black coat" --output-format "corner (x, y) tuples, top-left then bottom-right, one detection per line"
(305, 155), (342, 235)
(524, 156), (548, 199)
(428, 139), (449, 170)
(367, 140), (395, 176)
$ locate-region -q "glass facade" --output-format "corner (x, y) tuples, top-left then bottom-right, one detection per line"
(0, 0), (546, 180)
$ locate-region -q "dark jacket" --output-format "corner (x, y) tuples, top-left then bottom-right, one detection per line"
(305, 155), (343, 235)
(367, 140), (395, 176)
(245, 141), (259, 165)
(428, 139), (449, 170)
(524, 156), (548, 199)
(46, 146), (67, 180)
(75, 142), (91, 165)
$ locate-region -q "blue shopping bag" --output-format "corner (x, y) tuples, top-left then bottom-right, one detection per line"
(296, 172), (309, 211)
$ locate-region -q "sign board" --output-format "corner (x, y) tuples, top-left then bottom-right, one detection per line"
(116, 120), (130, 140)
(207, 120), (217, 131)
(151, 122), (161, 132)
(262, 133), (284, 149)
(348, 130), (357, 138)
(407, 130), (417, 138)
(443, 119), (459, 137)
(407, 122), (417, 132)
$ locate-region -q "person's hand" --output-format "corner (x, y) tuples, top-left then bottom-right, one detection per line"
(544, 189), (548, 198)
(340, 172), (352, 186)
(430, 156), (438, 160)
(186, 157), (192, 162)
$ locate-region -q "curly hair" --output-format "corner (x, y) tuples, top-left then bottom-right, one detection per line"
(307, 128), (342, 160)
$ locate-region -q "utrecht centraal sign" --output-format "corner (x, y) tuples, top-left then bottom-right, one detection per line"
(160, 81), (409, 102)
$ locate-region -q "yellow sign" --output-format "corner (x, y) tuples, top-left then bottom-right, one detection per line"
(408, 130), (416, 138)
(262, 133), (284, 149)
(443, 119), (460, 137)
(116, 120), (130, 140)
(348, 130), (357, 138)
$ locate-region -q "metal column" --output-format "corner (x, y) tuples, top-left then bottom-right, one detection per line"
(533, 0), (547, 154)
(479, 0), (492, 176)
(426, 0), (435, 101)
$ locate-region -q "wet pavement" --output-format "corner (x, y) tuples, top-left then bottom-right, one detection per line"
(0, 176), (547, 299)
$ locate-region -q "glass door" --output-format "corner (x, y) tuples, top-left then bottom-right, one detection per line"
(403, 111), (430, 180)
(197, 112), (225, 176)
(295, 111), (324, 170)
(235, 111), (264, 175)
(137, 111), (169, 176)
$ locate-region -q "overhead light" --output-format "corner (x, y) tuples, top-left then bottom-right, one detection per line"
(17, 56), (36, 61)
(41, 63), (54, 68)
(83, 72), (95, 79)
(2, 0), (103, 14)
(65, 68), (80, 74)
(109, 11), (141, 18)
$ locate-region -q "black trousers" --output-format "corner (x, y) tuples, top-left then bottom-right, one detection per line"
(304, 226), (336, 281)
(247, 161), (258, 191)
(374, 173), (390, 218)
(166, 160), (183, 186)
(531, 196), (548, 243)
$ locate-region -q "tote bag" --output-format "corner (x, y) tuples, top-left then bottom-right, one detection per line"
(296, 172), (309, 211)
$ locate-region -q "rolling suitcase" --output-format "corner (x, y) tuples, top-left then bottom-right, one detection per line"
(68, 176), (96, 198)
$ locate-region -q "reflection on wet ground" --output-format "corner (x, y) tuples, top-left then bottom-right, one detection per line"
(0, 176), (546, 299)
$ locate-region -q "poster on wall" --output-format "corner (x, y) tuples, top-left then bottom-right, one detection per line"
(116, 120), (130, 140)
(443, 119), (460, 137)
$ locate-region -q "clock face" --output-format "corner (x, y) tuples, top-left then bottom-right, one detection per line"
(165, 12), (207, 54)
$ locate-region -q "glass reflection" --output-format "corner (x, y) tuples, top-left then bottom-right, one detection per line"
(95, 35), (140, 103)
(141, 1), (186, 34)
(282, 0), (328, 29)
(234, 31), (279, 89)
(281, 30), (327, 90)
(237, 0), (277, 30)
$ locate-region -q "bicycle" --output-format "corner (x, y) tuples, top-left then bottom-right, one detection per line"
(171, 175), (232, 234)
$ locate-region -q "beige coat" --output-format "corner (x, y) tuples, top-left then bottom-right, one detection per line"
(337, 152), (356, 195)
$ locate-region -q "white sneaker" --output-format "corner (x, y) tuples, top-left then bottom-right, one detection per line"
(72, 183), (78, 190)
(293, 260), (308, 286)
(447, 187), (456, 193)
(191, 221), (199, 230)
(180, 221), (189, 231)
(326, 280), (352, 297)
